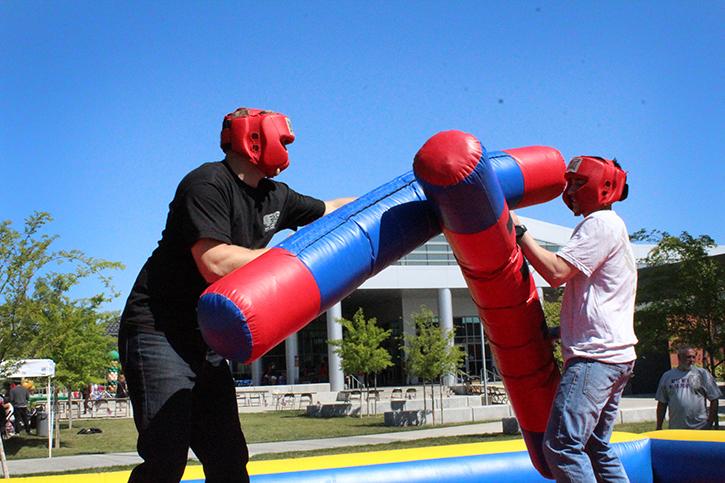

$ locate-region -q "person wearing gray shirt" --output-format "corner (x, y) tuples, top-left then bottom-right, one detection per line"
(8, 382), (31, 434)
(656, 346), (720, 430)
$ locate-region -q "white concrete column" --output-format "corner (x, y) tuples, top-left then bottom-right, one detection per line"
(481, 322), (490, 405)
(285, 333), (299, 385)
(251, 359), (263, 386)
(438, 288), (455, 386)
(401, 296), (419, 384)
(326, 302), (344, 391)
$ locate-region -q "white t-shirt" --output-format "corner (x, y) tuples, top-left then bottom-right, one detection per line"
(557, 210), (638, 364)
(655, 366), (721, 429)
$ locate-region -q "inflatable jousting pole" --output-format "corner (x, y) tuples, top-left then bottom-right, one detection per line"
(413, 130), (564, 479)
(197, 144), (565, 366)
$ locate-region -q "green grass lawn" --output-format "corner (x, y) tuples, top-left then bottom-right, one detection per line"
(1, 411), (488, 460)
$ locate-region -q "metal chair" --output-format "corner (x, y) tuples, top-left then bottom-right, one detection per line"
(391, 388), (404, 400)
(405, 388), (417, 399)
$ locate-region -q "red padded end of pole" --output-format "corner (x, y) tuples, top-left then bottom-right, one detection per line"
(505, 146), (566, 208)
(413, 130), (483, 186)
(202, 247), (322, 363)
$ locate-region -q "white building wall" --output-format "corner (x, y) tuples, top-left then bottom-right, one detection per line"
(399, 289), (480, 384)
(451, 294), (477, 317)
(401, 291), (481, 344)
(401, 292), (433, 340)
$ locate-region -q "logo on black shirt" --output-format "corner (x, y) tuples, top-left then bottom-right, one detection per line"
(263, 211), (280, 233)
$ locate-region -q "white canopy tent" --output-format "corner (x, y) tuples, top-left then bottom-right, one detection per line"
(1, 359), (55, 458)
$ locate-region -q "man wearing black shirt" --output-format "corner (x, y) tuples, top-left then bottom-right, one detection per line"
(119, 107), (352, 483)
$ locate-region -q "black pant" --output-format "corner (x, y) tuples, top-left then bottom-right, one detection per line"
(119, 323), (248, 483)
(13, 406), (30, 434)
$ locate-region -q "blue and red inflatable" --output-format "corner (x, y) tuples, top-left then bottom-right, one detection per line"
(197, 131), (565, 475)
(413, 131), (563, 477)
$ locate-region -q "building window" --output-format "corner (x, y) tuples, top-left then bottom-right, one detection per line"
(396, 235), (457, 266)
(453, 315), (497, 381)
(396, 235), (562, 266)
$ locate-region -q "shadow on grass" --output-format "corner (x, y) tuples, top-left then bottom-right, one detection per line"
(275, 412), (309, 419)
(295, 411), (391, 427)
(2, 435), (66, 456)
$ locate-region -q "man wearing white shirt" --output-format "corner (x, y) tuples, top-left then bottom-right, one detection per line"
(513, 155), (636, 483)
(656, 346), (720, 430)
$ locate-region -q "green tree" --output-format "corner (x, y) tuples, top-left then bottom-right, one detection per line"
(404, 306), (464, 424)
(24, 275), (117, 391)
(24, 272), (119, 433)
(0, 212), (122, 356)
(633, 229), (724, 379)
(542, 296), (563, 368)
(0, 212), (123, 446)
(328, 308), (393, 416)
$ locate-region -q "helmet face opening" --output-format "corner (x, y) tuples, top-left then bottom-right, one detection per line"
(562, 156), (628, 215)
(220, 108), (295, 177)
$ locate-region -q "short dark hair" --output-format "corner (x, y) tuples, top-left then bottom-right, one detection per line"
(677, 345), (695, 356)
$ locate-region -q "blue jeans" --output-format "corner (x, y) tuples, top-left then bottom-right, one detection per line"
(543, 357), (634, 483)
(119, 323), (248, 483)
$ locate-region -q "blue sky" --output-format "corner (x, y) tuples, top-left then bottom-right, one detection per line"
(2, 1), (723, 311)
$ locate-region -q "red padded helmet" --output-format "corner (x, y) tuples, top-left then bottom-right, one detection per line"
(562, 156), (628, 215)
(220, 108), (295, 177)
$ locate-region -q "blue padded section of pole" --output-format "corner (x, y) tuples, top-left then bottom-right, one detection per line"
(489, 150), (525, 209)
(416, 149), (507, 234)
(276, 154), (525, 311)
(278, 172), (439, 310)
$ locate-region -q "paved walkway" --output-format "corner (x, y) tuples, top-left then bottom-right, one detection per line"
(6, 421), (504, 476)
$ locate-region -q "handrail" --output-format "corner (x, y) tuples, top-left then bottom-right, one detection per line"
(347, 374), (363, 389)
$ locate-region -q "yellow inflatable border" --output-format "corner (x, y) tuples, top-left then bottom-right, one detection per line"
(642, 429), (725, 443)
(3, 431), (656, 482)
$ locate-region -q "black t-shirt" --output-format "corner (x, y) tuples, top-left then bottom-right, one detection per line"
(121, 160), (325, 332)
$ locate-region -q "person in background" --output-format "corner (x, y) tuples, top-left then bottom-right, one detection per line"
(8, 381), (31, 435)
(82, 384), (92, 414)
(119, 107), (353, 483)
(656, 346), (720, 430)
(0, 393), (10, 439)
(116, 374), (129, 399)
(513, 155), (636, 482)
(263, 363), (277, 386)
